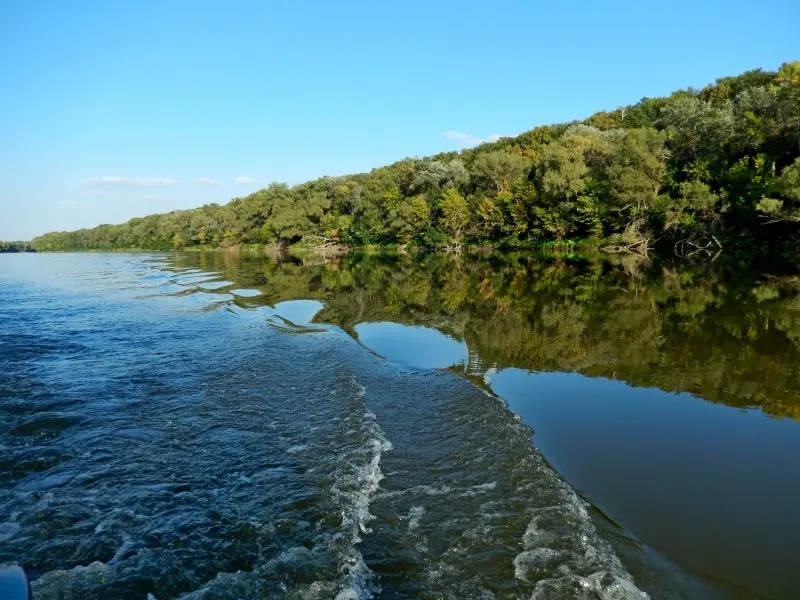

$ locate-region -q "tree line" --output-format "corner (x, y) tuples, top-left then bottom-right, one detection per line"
(31, 61), (800, 258)
(0, 241), (35, 253)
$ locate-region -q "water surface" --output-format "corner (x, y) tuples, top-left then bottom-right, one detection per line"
(1, 251), (799, 599)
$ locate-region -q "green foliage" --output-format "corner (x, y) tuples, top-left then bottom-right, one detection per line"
(659, 96), (734, 161)
(439, 188), (470, 242)
(755, 159), (800, 223)
(388, 195), (430, 243)
(780, 158), (800, 202)
(411, 159), (469, 193)
(606, 128), (667, 218)
(0, 241), (35, 252)
(32, 61), (800, 257)
(471, 151), (531, 192)
(756, 197), (785, 217)
(538, 128), (593, 201)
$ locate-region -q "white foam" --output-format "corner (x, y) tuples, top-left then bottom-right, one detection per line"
(513, 494), (649, 599)
(531, 572), (649, 599)
(325, 378), (393, 599)
(514, 547), (572, 581)
(407, 506), (425, 532)
(378, 480), (497, 500)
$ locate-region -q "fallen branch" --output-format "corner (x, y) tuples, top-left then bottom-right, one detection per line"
(674, 231), (723, 258)
(602, 238), (649, 256)
(300, 235), (346, 251)
(442, 241), (463, 254)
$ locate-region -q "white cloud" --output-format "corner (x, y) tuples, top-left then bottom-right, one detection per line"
(55, 200), (77, 204)
(441, 131), (506, 148)
(79, 176), (179, 188)
(235, 176), (260, 184)
(194, 178), (219, 186)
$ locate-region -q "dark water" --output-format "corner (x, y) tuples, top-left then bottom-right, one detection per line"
(1, 252), (799, 599)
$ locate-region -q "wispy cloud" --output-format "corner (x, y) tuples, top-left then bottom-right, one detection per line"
(88, 190), (112, 197)
(194, 178), (219, 186)
(235, 176), (259, 184)
(441, 131), (505, 148)
(79, 176), (179, 188)
(55, 200), (78, 204)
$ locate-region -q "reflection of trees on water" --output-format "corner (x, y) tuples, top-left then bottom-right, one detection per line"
(172, 251), (800, 420)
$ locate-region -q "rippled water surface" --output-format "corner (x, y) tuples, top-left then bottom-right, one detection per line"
(1, 251), (799, 599)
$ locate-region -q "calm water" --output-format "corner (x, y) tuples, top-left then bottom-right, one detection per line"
(1, 251), (799, 600)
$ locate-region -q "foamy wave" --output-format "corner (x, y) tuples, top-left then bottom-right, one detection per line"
(407, 505), (425, 532)
(513, 489), (649, 598)
(354, 380), (367, 399)
(530, 571), (648, 599)
(325, 378), (392, 599)
(378, 480), (497, 500)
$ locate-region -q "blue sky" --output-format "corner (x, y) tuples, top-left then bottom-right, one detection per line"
(1, 0), (798, 240)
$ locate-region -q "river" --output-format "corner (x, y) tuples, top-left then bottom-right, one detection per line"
(1, 251), (798, 599)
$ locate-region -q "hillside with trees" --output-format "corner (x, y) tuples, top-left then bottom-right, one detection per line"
(32, 61), (800, 259)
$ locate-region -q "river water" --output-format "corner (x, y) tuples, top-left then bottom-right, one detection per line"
(1, 251), (798, 599)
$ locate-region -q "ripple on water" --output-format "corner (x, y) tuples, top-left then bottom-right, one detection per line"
(197, 280), (234, 290)
(9, 414), (83, 438)
(273, 300), (324, 325)
(0, 522), (21, 542)
(3, 254), (649, 599)
(184, 291), (234, 304)
(230, 288), (262, 297)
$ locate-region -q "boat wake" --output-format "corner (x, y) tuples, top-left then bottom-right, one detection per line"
(7, 256), (650, 599)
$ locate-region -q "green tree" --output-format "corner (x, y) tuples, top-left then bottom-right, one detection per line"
(472, 151), (531, 192)
(440, 187), (470, 243)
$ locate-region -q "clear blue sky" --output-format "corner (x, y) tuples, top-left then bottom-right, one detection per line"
(1, 0), (798, 240)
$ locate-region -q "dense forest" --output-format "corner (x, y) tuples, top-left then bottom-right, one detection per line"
(0, 241), (35, 253)
(31, 61), (800, 258)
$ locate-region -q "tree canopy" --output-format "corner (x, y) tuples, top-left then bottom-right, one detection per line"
(31, 61), (800, 259)
(0, 241), (35, 253)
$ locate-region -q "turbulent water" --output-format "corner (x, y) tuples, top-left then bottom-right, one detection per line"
(1, 252), (799, 599)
